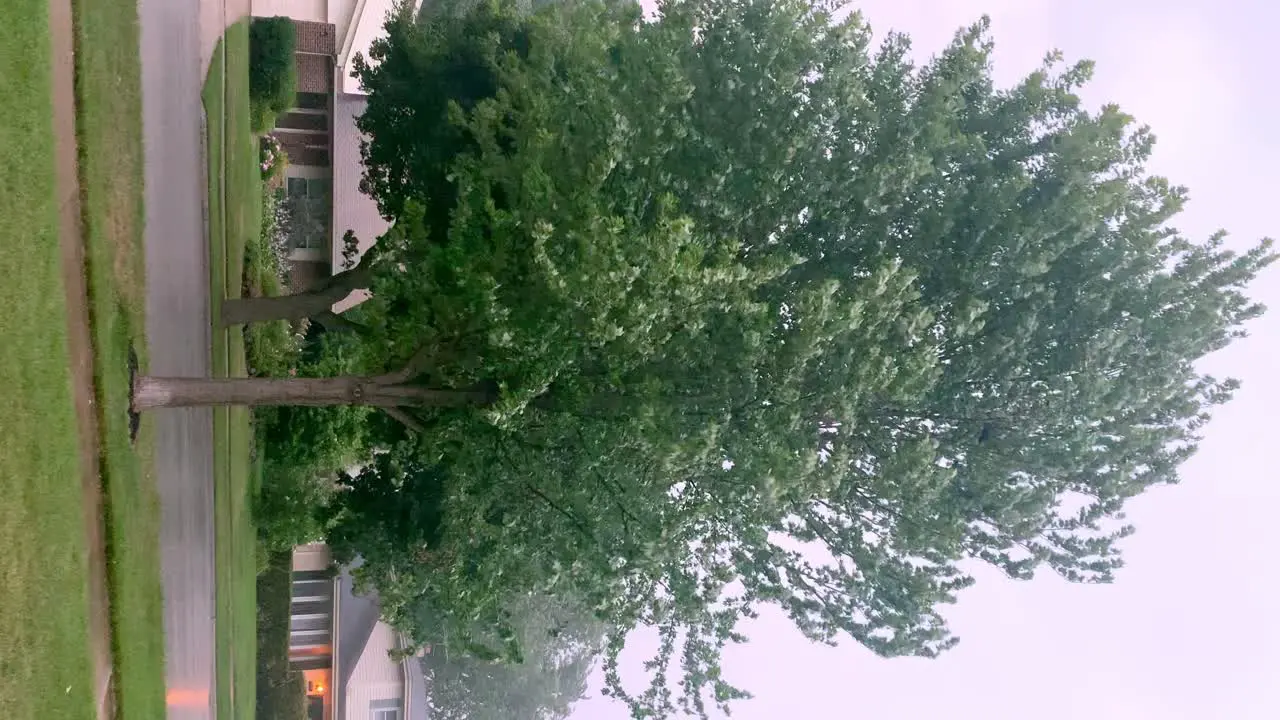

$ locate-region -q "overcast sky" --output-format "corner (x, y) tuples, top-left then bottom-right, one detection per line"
(572, 1), (1280, 718)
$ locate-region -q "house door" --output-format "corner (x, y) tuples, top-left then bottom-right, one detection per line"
(306, 695), (324, 720)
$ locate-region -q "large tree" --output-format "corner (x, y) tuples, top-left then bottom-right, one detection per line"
(133, 0), (1273, 716)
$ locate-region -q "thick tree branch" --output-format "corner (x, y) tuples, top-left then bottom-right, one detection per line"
(378, 344), (437, 384)
(313, 310), (371, 335)
(381, 406), (426, 433)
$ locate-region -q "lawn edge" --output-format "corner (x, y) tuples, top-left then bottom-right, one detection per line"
(46, 0), (116, 718)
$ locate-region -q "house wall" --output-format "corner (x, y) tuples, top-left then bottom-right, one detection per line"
(330, 93), (387, 312)
(252, 0), (361, 58)
(328, 0), (362, 50)
(253, 0), (327, 21)
(263, 19), (338, 268)
(292, 543), (332, 572)
(343, 621), (404, 720)
(255, 0), (395, 310)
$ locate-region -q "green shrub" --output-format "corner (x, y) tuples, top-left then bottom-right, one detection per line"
(246, 184), (289, 294)
(256, 552), (308, 720)
(249, 16), (296, 133)
(254, 462), (335, 551)
(243, 184), (301, 377)
(246, 320), (298, 378)
(254, 331), (374, 550)
(259, 134), (288, 182)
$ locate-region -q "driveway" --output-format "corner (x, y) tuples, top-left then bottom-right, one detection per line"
(138, 0), (243, 717)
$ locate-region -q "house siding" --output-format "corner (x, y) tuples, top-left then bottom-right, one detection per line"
(343, 622), (404, 720)
(331, 93), (387, 312)
(328, 0), (362, 52)
(293, 544), (332, 572)
(252, 0), (360, 38)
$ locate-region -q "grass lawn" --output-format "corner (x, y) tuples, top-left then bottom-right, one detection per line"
(1, 0), (163, 718)
(72, 0), (166, 715)
(0, 4), (96, 718)
(205, 20), (261, 720)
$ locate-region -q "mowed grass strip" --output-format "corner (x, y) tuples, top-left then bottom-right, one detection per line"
(0, 3), (96, 718)
(205, 19), (261, 720)
(71, 0), (167, 714)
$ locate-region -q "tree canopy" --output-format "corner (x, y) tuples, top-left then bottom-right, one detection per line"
(155, 0), (1277, 717)
(413, 592), (606, 720)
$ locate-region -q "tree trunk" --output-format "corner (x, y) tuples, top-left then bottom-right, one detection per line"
(132, 374), (495, 411)
(220, 261), (374, 327)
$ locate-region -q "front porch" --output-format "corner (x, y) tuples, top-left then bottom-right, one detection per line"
(290, 543), (336, 720)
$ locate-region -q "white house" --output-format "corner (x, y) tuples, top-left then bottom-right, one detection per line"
(251, 0), (420, 308)
(290, 544), (430, 720)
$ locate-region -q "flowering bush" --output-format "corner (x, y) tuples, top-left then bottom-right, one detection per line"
(259, 135), (288, 181)
(260, 187), (293, 286)
(245, 185), (306, 378)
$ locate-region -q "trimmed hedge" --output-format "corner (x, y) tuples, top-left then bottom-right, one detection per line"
(249, 16), (297, 132)
(256, 552), (308, 720)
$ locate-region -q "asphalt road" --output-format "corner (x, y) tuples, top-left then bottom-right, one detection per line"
(139, 0), (219, 716)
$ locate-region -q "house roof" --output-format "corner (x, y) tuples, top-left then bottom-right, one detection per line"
(335, 564), (382, 706)
(337, 0), (425, 95)
(335, 561), (433, 719)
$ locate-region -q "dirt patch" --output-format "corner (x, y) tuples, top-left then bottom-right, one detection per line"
(47, 0), (116, 718)
(128, 347), (142, 442)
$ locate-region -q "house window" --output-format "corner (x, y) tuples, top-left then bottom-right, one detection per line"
(285, 176), (331, 250)
(370, 699), (401, 720)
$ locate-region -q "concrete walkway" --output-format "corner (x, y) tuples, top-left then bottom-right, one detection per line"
(138, 0), (248, 717)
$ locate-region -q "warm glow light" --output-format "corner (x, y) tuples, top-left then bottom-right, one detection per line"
(166, 689), (209, 707)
